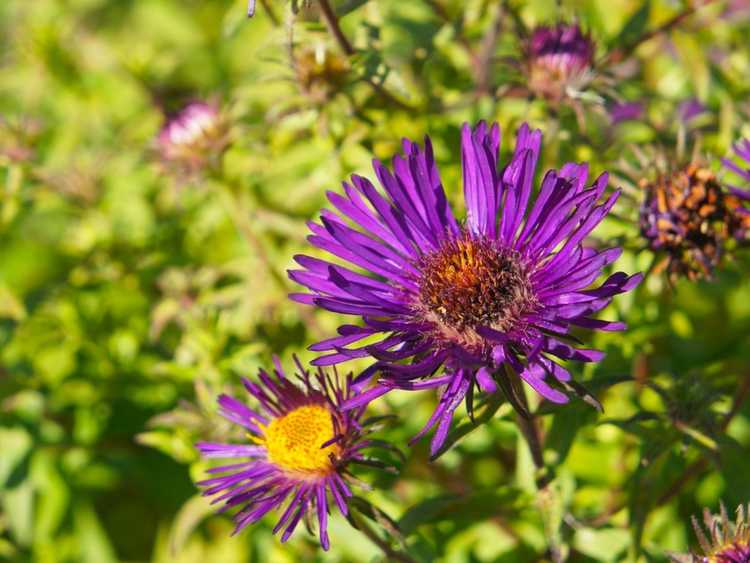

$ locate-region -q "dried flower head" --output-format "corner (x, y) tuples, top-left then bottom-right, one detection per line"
(639, 162), (750, 281)
(157, 101), (230, 175)
(196, 358), (396, 550)
(294, 45), (350, 104)
(669, 502), (750, 562)
(290, 120), (641, 456)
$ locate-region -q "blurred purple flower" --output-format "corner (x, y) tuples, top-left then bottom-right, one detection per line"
(290, 121), (641, 456)
(722, 0), (750, 20)
(722, 137), (750, 198)
(678, 98), (707, 123)
(610, 101), (644, 125)
(196, 358), (393, 550)
(157, 101), (229, 174)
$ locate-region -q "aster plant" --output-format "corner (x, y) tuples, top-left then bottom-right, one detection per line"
(196, 357), (398, 550)
(289, 120), (642, 456)
(669, 503), (750, 562)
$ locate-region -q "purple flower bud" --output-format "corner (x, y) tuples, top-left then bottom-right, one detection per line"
(525, 23), (596, 101)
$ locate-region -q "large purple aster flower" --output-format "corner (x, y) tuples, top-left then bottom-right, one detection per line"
(196, 358), (392, 550)
(289, 121), (641, 455)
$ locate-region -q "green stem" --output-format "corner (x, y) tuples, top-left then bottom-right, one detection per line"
(349, 508), (417, 563)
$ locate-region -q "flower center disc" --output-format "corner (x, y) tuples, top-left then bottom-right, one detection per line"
(416, 234), (536, 348)
(639, 164), (750, 279)
(263, 404), (340, 475)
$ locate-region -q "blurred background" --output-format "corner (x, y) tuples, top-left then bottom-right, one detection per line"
(1, 0), (749, 561)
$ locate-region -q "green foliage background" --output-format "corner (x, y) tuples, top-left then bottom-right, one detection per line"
(1, 0), (749, 561)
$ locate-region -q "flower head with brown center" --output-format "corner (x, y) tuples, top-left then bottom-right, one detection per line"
(290, 121), (641, 456)
(414, 232), (538, 352)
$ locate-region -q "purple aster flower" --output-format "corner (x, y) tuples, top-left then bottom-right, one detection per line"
(609, 101), (644, 125)
(289, 121), (642, 456)
(157, 101), (230, 174)
(196, 357), (394, 550)
(669, 502), (750, 563)
(678, 98), (708, 124)
(524, 23), (595, 102)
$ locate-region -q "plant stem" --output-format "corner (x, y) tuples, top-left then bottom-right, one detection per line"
(318, 0), (354, 55)
(475, 2), (504, 95)
(350, 509), (418, 563)
(317, 0), (415, 111)
(604, 2), (712, 64)
(516, 412), (552, 489)
(259, 0), (280, 26)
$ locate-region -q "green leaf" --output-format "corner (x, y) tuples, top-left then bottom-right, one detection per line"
(336, 0), (370, 17)
(2, 478), (33, 547)
(612, 1), (651, 51)
(0, 427), (32, 488)
(398, 487), (527, 536)
(73, 502), (117, 563)
(169, 494), (215, 556)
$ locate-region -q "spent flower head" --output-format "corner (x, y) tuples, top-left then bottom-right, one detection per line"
(626, 124), (750, 282)
(290, 120), (641, 456)
(196, 358), (396, 550)
(294, 44), (350, 105)
(638, 163), (749, 281)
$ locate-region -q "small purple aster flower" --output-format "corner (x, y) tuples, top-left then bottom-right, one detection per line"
(289, 121), (642, 456)
(525, 23), (595, 101)
(669, 502), (750, 562)
(196, 358), (393, 550)
(157, 101), (229, 174)
(678, 98), (708, 124)
(610, 101), (644, 125)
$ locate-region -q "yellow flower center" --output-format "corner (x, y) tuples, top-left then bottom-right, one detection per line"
(262, 404), (340, 475)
